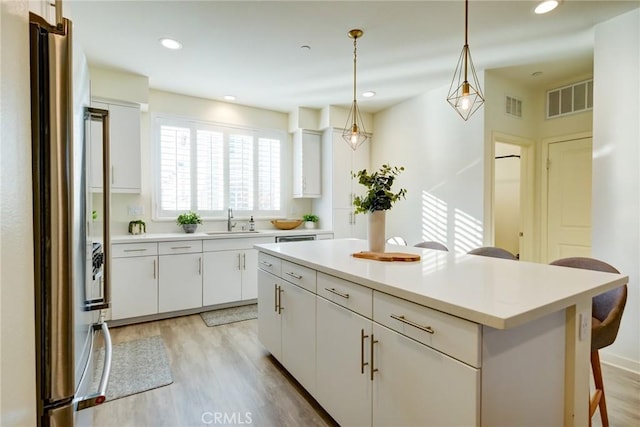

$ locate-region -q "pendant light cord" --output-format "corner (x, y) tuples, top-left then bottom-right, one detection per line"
(463, 0), (469, 83)
(352, 36), (358, 107)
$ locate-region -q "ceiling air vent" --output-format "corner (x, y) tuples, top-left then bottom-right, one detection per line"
(505, 95), (522, 118)
(546, 79), (593, 119)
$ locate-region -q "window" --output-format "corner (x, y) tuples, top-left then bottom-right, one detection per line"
(154, 115), (284, 219)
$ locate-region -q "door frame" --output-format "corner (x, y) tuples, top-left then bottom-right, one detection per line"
(539, 131), (592, 263)
(486, 132), (535, 261)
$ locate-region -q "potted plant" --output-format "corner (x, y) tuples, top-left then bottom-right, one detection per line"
(303, 214), (319, 229)
(176, 211), (202, 233)
(352, 164), (407, 252)
(128, 219), (146, 235)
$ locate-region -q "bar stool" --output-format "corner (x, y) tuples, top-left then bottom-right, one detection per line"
(467, 246), (518, 260)
(414, 241), (448, 251)
(549, 257), (628, 427)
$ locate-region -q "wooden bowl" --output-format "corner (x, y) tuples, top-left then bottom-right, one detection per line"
(271, 219), (303, 230)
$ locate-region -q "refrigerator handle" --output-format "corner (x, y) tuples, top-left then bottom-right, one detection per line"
(85, 108), (111, 311)
(74, 322), (113, 410)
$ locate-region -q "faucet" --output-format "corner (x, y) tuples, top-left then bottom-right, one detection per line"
(227, 208), (236, 231)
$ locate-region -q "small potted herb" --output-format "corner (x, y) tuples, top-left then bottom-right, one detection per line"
(128, 219), (146, 235)
(176, 211), (202, 233)
(303, 214), (319, 229)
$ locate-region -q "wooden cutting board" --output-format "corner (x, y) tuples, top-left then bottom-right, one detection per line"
(352, 251), (421, 262)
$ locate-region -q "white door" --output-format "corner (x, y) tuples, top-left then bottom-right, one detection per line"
(280, 280), (316, 394)
(316, 297), (372, 426)
(372, 323), (479, 427)
(158, 253), (203, 312)
(257, 269), (282, 360)
(241, 249), (259, 300)
(111, 256), (158, 320)
(546, 138), (592, 262)
(203, 251), (241, 306)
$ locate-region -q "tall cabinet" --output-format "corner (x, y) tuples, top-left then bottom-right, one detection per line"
(314, 129), (370, 238)
(292, 129), (322, 198)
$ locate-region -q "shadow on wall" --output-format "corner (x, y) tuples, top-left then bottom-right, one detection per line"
(422, 191), (483, 253)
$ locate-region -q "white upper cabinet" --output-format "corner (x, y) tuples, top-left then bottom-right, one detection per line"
(292, 130), (322, 198)
(90, 100), (141, 193)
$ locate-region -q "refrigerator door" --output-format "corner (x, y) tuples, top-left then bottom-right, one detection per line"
(30, 13), (76, 423)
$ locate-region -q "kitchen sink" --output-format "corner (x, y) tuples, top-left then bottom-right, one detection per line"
(205, 230), (261, 235)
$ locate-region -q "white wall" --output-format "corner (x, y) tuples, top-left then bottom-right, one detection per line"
(593, 8), (640, 372)
(1, 1), (37, 425)
(372, 85), (484, 251)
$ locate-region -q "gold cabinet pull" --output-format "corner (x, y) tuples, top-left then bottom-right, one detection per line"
(390, 314), (435, 334)
(198, 257), (202, 275)
(285, 271), (302, 280)
(370, 333), (379, 381)
(360, 329), (369, 374)
(325, 287), (350, 299)
(153, 259), (156, 280)
(260, 260), (273, 267)
(278, 286), (284, 314)
(123, 248), (147, 252)
(274, 284), (278, 313)
(170, 246), (192, 250)
(238, 253), (242, 270)
(242, 253), (246, 270)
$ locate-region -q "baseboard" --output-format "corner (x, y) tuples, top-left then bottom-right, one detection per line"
(600, 351), (640, 376)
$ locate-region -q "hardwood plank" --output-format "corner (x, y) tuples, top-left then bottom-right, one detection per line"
(91, 315), (336, 427)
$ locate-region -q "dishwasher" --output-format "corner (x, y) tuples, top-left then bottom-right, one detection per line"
(275, 235), (316, 243)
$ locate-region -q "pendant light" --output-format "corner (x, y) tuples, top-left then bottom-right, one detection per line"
(342, 29), (368, 150)
(446, 0), (484, 120)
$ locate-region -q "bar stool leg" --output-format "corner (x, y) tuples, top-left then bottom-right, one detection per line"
(590, 350), (609, 427)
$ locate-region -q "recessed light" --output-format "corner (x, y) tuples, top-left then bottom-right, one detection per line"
(224, 95), (236, 101)
(300, 45), (311, 51)
(362, 91), (376, 98)
(535, 0), (559, 14)
(159, 37), (182, 50)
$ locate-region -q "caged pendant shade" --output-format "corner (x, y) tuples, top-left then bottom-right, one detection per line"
(342, 29), (368, 150)
(447, 0), (485, 120)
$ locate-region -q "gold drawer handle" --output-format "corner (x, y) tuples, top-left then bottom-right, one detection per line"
(261, 260), (273, 267)
(285, 271), (302, 280)
(170, 246), (192, 250)
(123, 248), (147, 252)
(390, 314), (435, 335)
(325, 287), (350, 299)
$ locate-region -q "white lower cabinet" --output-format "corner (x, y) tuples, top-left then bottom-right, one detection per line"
(158, 253), (203, 312)
(258, 253), (481, 427)
(111, 255), (158, 320)
(371, 322), (479, 426)
(203, 251), (242, 305)
(257, 268), (316, 394)
(316, 297), (372, 427)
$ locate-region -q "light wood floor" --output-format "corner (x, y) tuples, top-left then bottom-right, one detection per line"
(91, 314), (639, 427)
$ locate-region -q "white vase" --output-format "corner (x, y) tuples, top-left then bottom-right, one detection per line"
(304, 221), (316, 229)
(368, 210), (386, 253)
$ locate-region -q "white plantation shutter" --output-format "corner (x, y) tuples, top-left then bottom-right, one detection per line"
(258, 137), (281, 211)
(196, 130), (224, 211)
(159, 125), (191, 211)
(228, 134), (254, 211)
(154, 115), (284, 219)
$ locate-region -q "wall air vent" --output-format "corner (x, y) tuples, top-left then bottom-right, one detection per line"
(546, 79), (593, 119)
(505, 95), (522, 118)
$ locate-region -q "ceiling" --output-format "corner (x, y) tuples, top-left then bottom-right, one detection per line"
(67, 1), (639, 114)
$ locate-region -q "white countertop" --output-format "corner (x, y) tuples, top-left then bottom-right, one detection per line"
(111, 228), (333, 243)
(255, 239), (628, 330)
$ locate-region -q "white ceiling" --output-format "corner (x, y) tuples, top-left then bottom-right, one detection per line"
(67, 1), (639, 114)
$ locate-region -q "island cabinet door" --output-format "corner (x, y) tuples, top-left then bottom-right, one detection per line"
(280, 279), (316, 395)
(316, 297), (372, 427)
(371, 323), (480, 427)
(257, 269), (282, 361)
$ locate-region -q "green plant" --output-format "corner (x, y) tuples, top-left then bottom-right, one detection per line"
(176, 211), (202, 225)
(352, 164), (407, 214)
(303, 214), (319, 222)
(128, 219), (146, 234)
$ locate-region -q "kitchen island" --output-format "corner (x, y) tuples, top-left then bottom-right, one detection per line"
(255, 239), (627, 427)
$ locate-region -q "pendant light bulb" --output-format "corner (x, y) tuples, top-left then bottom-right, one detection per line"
(342, 29), (368, 150)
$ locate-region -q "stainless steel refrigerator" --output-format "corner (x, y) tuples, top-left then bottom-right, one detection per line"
(29, 4), (113, 425)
